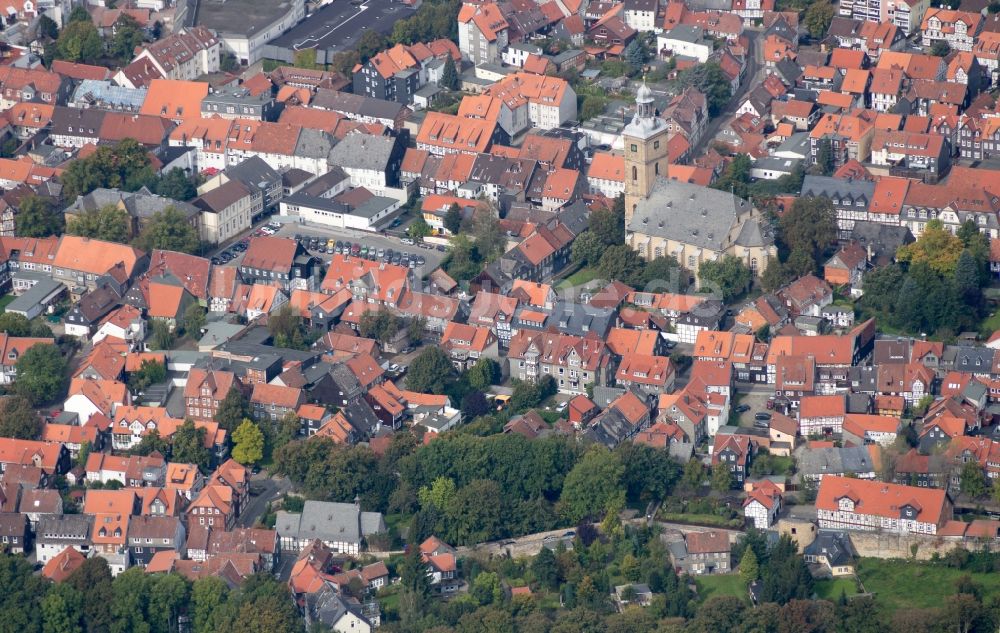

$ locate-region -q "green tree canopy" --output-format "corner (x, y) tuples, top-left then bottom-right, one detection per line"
(440, 55), (458, 90)
(171, 419), (211, 471)
(678, 62), (732, 115)
(216, 387), (251, 432)
(61, 139), (156, 199)
(14, 343), (67, 406)
(779, 196), (837, 264)
(109, 14), (145, 62)
(559, 448), (624, 523)
(804, 0), (834, 38)
(0, 312), (32, 337)
(406, 347), (457, 394)
(444, 202), (463, 234)
(136, 207), (201, 254)
(66, 204), (130, 243)
(0, 395), (43, 439)
(897, 219), (965, 276)
(232, 419), (265, 466)
(16, 195), (64, 237)
(359, 309), (401, 346)
(55, 19), (102, 64)
(698, 255), (751, 301)
(153, 168), (198, 201)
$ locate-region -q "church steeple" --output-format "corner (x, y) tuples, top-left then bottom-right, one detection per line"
(622, 78), (670, 224)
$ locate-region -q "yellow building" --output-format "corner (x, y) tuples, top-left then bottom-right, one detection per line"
(623, 82), (775, 285)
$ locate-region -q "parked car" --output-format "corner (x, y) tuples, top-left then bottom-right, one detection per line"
(437, 244), (447, 252)
(735, 404), (750, 413)
(416, 256), (425, 266)
(755, 412), (772, 421)
(401, 237), (415, 245)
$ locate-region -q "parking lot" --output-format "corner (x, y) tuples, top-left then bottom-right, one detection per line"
(212, 218), (449, 281)
(730, 390), (773, 428)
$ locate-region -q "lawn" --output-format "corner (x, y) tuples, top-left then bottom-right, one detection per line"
(813, 577), (860, 601)
(696, 574), (746, 602)
(658, 512), (743, 529)
(979, 309), (1000, 338)
(562, 267), (600, 288)
(856, 558), (1000, 610)
(0, 293), (12, 313)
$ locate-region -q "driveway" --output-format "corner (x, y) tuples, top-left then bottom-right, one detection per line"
(237, 474), (293, 529)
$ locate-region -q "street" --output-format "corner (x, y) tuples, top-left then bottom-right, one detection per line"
(238, 474), (293, 529)
(691, 31), (762, 157)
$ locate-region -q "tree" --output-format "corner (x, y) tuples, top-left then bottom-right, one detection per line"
(678, 62), (732, 115)
(14, 343), (67, 406)
(66, 204), (130, 243)
(153, 168), (198, 201)
(711, 153), (752, 199)
(444, 202), (463, 234)
(407, 316), (425, 345)
(471, 571), (503, 606)
(267, 304), (304, 350)
(960, 461), (989, 499)
(150, 318), (174, 351)
(590, 204), (625, 245)
(232, 420), (265, 466)
(131, 429), (170, 457)
(136, 207), (201, 254)
(580, 94), (608, 121)
(406, 347), (456, 394)
(897, 219), (965, 276)
(472, 206), (505, 262)
(16, 195), (64, 237)
(109, 14), (145, 62)
(780, 196), (837, 264)
(0, 395), (42, 439)
(359, 309), (401, 347)
(815, 138), (835, 176)
(216, 388), (251, 432)
(698, 255), (751, 301)
(171, 419), (211, 471)
(0, 553), (50, 632)
(0, 313), (32, 337)
(740, 547), (760, 587)
(148, 573), (190, 633)
(804, 0), (834, 38)
(357, 29), (389, 62)
(292, 47), (318, 70)
(407, 216), (432, 239)
(182, 303), (207, 337)
(711, 465), (734, 491)
(37, 14), (58, 40)
(67, 5), (90, 22)
(466, 357), (500, 390)
(42, 581), (84, 633)
(624, 38), (647, 70)
(571, 230), (604, 267)
(61, 139), (155, 198)
(559, 448), (624, 522)
(532, 545), (559, 590)
(597, 245), (644, 287)
(954, 249), (982, 307)
(219, 52), (239, 73)
(55, 19), (103, 63)
(440, 55), (458, 90)
(931, 40), (950, 57)
(191, 577), (229, 633)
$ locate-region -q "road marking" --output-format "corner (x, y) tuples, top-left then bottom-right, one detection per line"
(294, 1), (370, 50)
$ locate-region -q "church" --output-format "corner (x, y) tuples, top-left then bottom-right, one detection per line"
(623, 82), (776, 286)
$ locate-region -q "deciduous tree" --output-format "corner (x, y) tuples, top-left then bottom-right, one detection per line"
(0, 395), (42, 439)
(406, 347), (456, 394)
(67, 204), (130, 243)
(136, 207), (201, 254)
(232, 420), (265, 466)
(14, 343), (67, 406)
(16, 195), (64, 237)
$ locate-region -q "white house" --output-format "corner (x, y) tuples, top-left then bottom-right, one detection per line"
(743, 481), (782, 529)
(657, 25), (712, 63)
(92, 305), (146, 348)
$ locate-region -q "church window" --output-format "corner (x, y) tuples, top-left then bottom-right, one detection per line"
(630, 144), (637, 152)
(654, 140), (660, 149)
(632, 166), (637, 180)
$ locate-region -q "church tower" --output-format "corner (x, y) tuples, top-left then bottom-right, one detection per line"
(623, 81), (670, 224)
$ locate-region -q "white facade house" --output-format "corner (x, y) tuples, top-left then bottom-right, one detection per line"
(744, 495), (780, 529)
(657, 26), (712, 63)
(502, 43), (542, 67)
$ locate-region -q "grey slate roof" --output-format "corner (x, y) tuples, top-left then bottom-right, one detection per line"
(328, 133), (398, 172)
(803, 530), (855, 567)
(313, 90), (406, 121)
(275, 501), (385, 545)
(68, 187), (200, 220)
(801, 175), (876, 210)
(628, 179), (768, 252)
(799, 446), (876, 478)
